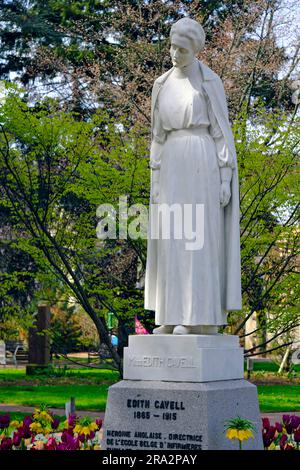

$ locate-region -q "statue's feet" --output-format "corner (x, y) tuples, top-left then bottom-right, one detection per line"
(173, 325), (195, 335)
(153, 325), (175, 334)
(173, 325), (219, 335)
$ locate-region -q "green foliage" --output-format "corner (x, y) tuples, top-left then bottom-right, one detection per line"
(0, 81), (299, 357)
(231, 102), (299, 347)
(49, 305), (82, 355)
(26, 364), (69, 377)
(0, 83), (150, 365)
(0, 0), (289, 119)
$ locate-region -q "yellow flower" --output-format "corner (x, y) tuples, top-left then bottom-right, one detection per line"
(238, 430), (254, 441)
(10, 420), (23, 429)
(30, 422), (43, 434)
(33, 410), (53, 423)
(33, 409), (42, 419)
(82, 426), (91, 436)
(74, 422), (98, 436)
(93, 445), (101, 450)
(226, 428), (254, 442)
(41, 411), (53, 423)
(226, 429), (239, 440)
(74, 424), (82, 434)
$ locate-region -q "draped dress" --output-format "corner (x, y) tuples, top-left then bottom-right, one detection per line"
(144, 69), (236, 326)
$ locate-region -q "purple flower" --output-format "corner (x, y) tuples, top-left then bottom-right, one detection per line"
(285, 422), (294, 434)
(290, 415), (300, 430)
(294, 429), (300, 443)
(63, 427), (74, 437)
(57, 433), (79, 450)
(61, 430), (69, 443)
(0, 437), (12, 450)
(275, 422), (283, 433)
(78, 433), (86, 443)
(67, 414), (77, 428)
(262, 426), (276, 448)
(96, 419), (103, 430)
(12, 432), (21, 447)
(56, 443), (66, 450)
(280, 434), (287, 449)
(23, 416), (33, 427)
(51, 418), (60, 430)
(18, 424), (32, 439)
(282, 415), (298, 434)
(0, 415), (10, 429)
(262, 417), (270, 430)
(285, 444), (295, 451)
(279, 434), (294, 451)
(88, 431), (95, 440)
(282, 415), (291, 426)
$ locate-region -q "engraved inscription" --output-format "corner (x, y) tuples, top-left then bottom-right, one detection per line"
(105, 429), (203, 450)
(128, 355), (197, 368)
(104, 395), (204, 450)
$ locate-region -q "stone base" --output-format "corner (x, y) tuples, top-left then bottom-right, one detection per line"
(124, 334), (244, 382)
(102, 379), (263, 450)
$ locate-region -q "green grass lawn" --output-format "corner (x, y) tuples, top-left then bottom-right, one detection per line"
(0, 384), (109, 411)
(0, 384), (298, 413)
(244, 361), (300, 373)
(0, 367), (120, 384)
(257, 385), (300, 412)
(0, 382), (299, 413)
(0, 365), (299, 413)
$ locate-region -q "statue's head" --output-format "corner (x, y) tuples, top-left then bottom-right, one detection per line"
(170, 17), (205, 68)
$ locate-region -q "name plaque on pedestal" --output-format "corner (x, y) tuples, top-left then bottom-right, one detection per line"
(102, 379), (263, 450)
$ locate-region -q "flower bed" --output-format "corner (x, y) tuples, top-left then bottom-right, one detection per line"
(0, 408), (299, 450)
(0, 406), (102, 450)
(262, 414), (300, 450)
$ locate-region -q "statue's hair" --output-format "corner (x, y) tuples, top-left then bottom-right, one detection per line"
(170, 18), (205, 53)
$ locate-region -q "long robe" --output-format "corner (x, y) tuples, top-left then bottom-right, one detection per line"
(144, 61), (242, 326)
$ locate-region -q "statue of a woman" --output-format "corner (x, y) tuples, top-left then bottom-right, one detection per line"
(144, 17), (242, 335)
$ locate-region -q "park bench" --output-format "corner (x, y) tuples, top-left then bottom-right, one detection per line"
(87, 342), (118, 364)
(5, 341), (29, 366)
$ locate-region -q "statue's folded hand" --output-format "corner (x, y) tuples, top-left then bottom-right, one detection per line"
(220, 181), (231, 207)
(152, 181), (160, 204)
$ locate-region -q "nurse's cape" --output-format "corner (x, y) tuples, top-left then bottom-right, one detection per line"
(144, 60), (242, 316)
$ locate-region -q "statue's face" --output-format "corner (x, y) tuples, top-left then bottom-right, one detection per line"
(170, 42), (195, 68)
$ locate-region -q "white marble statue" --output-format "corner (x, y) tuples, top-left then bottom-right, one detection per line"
(144, 17), (242, 335)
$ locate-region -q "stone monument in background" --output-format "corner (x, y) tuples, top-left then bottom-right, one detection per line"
(27, 305), (50, 374)
(102, 18), (263, 450)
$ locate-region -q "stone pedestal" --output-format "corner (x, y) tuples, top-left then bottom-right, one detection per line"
(124, 334), (244, 382)
(102, 379), (263, 450)
(102, 334), (263, 450)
